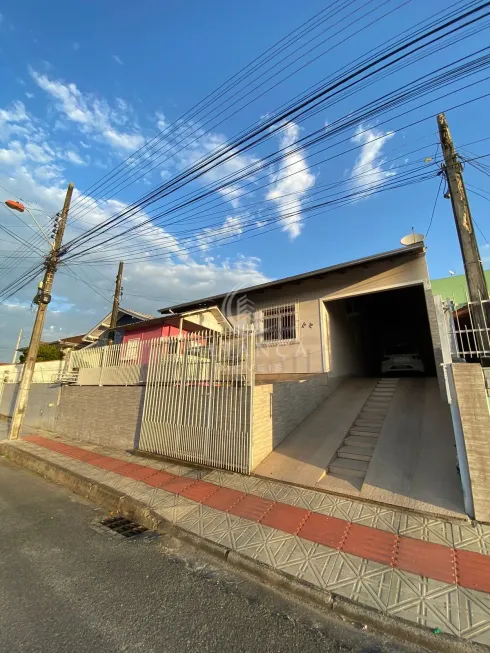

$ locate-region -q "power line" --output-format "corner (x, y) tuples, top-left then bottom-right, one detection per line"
(63, 56), (490, 264)
(425, 174), (444, 237)
(63, 1), (490, 251)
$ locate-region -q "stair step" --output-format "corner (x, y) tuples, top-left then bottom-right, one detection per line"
(350, 425), (381, 434)
(355, 419), (384, 427)
(347, 427), (380, 440)
(345, 435), (378, 447)
(371, 391), (395, 398)
(328, 457), (369, 478)
(338, 446), (373, 461)
(365, 398), (391, 406)
(360, 408), (386, 417)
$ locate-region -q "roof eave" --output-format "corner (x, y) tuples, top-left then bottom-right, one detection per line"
(158, 243), (425, 315)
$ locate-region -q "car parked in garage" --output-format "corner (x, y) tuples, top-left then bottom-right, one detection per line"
(381, 344), (425, 375)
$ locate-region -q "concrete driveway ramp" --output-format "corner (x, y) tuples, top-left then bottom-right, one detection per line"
(253, 378), (376, 487)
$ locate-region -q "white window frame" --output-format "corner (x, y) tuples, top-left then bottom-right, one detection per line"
(255, 301), (299, 345)
(121, 338), (140, 362)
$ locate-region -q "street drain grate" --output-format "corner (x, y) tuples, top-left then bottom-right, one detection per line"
(100, 516), (148, 538)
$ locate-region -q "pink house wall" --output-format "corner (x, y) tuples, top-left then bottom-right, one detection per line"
(122, 323), (182, 344)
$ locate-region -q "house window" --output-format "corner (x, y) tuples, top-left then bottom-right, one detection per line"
(122, 338), (140, 362)
(258, 303), (297, 344)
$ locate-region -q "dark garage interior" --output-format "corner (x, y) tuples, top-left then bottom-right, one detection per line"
(326, 284), (436, 378)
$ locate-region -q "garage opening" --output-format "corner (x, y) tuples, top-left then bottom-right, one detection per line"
(325, 284), (436, 378)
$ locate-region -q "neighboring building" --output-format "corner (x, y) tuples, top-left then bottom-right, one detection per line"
(118, 313), (226, 345)
(47, 306), (153, 354)
(431, 270), (490, 307)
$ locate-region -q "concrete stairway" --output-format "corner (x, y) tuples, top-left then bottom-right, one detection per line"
(326, 378), (399, 482)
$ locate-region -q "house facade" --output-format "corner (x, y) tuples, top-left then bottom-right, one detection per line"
(158, 243), (441, 387)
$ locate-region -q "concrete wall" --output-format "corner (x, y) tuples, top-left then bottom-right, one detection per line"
(424, 288), (448, 401)
(227, 253), (429, 375)
(483, 368), (490, 401)
(55, 385), (144, 450)
(325, 300), (363, 378)
(0, 382), (61, 431)
(252, 373), (342, 469)
(452, 363), (490, 523)
(2, 360), (65, 384)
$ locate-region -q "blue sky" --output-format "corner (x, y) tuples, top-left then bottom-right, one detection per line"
(0, 0), (490, 356)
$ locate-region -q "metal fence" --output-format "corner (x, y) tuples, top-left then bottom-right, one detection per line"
(444, 296), (490, 359)
(70, 339), (152, 386)
(138, 327), (255, 473)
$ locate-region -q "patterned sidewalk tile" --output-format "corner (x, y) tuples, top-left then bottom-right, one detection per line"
(458, 587), (490, 645)
(11, 435), (490, 646)
(452, 521), (490, 555)
(398, 514), (455, 546)
(387, 570), (462, 637)
(328, 552), (394, 612)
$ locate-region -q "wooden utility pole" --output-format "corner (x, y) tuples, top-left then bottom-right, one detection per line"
(9, 183), (74, 440)
(108, 261), (124, 344)
(12, 328), (22, 365)
(437, 113), (489, 304)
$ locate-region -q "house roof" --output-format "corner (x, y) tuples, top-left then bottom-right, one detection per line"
(56, 334), (87, 346)
(83, 306), (154, 342)
(120, 307), (154, 320)
(431, 270), (490, 308)
(158, 243), (425, 314)
(117, 315), (214, 334)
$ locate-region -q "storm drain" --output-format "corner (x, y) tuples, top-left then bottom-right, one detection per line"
(99, 516), (148, 538)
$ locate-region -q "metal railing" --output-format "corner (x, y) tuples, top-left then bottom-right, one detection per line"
(445, 296), (490, 359)
(138, 326), (255, 473)
(70, 339), (152, 385)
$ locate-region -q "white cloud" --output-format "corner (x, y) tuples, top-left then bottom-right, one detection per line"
(0, 140), (25, 166)
(30, 69), (145, 152)
(156, 111), (167, 132)
(112, 54), (123, 65)
(0, 164), (270, 357)
(65, 149), (87, 166)
(25, 141), (54, 164)
(25, 92), (34, 99)
(350, 125), (396, 191)
(197, 215), (243, 250)
(72, 42), (80, 51)
(0, 84), (276, 357)
(266, 122), (315, 239)
(174, 123), (261, 209)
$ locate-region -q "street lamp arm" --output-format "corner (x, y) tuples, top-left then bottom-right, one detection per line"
(4, 200), (54, 249)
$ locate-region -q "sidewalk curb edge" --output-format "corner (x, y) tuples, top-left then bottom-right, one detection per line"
(0, 442), (484, 653)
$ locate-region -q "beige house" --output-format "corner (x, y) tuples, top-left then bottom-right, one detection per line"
(158, 243), (467, 518)
(159, 242), (441, 383)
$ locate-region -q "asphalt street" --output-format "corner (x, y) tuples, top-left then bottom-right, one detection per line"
(0, 457), (428, 653)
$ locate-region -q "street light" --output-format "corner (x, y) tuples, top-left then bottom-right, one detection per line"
(4, 199), (54, 249)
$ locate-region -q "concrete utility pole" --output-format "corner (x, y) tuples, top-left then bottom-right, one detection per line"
(437, 113), (489, 304)
(12, 329), (22, 365)
(9, 183), (74, 441)
(108, 261), (124, 344)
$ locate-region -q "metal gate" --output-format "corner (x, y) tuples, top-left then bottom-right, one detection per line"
(138, 327), (255, 473)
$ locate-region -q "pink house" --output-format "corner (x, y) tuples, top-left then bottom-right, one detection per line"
(117, 315), (212, 364)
